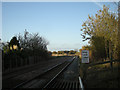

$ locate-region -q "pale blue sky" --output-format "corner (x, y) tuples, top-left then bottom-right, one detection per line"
(2, 2), (117, 51)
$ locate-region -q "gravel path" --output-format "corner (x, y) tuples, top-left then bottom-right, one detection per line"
(45, 57), (80, 89)
(58, 57), (79, 81)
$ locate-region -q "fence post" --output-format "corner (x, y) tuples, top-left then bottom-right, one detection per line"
(82, 63), (88, 85)
(2, 53), (4, 72)
(110, 52), (113, 70)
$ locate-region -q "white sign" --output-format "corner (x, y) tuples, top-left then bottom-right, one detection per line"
(81, 50), (89, 63)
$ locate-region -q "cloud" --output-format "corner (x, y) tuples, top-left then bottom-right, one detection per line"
(92, 1), (118, 14)
(47, 43), (82, 51)
(93, 2), (103, 8)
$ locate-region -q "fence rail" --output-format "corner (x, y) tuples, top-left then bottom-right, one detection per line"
(88, 59), (120, 67)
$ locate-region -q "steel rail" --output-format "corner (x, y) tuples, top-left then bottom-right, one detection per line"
(43, 57), (76, 89)
(79, 76), (84, 90)
(11, 60), (67, 90)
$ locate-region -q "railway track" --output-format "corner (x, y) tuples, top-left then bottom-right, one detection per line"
(44, 56), (84, 89)
(10, 56), (83, 90)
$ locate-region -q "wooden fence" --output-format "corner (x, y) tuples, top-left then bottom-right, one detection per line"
(2, 55), (45, 73)
(88, 59), (120, 67)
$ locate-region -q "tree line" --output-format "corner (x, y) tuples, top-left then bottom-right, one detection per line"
(52, 50), (77, 55)
(1, 30), (51, 71)
(81, 5), (120, 62)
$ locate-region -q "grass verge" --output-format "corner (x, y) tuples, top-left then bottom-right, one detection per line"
(79, 60), (120, 88)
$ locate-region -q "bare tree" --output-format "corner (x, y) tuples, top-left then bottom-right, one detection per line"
(18, 30), (49, 63)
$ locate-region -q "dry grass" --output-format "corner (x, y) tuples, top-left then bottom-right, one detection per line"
(79, 61), (120, 88)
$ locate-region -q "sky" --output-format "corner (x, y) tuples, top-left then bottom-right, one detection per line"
(2, 2), (118, 51)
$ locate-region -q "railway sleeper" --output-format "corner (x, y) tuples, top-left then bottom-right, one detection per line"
(45, 80), (80, 89)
